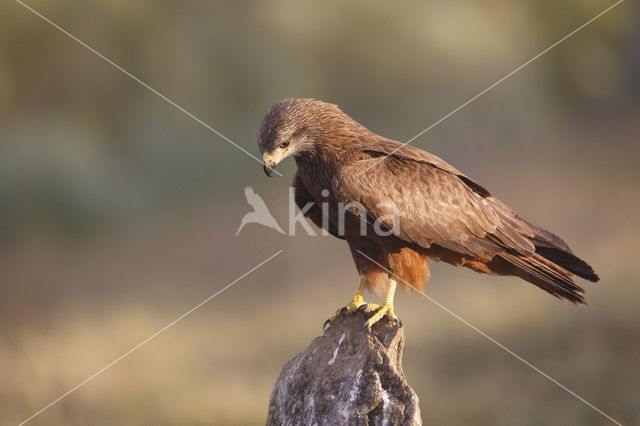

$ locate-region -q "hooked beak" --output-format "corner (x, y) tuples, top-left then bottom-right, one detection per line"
(262, 152), (280, 177)
(263, 161), (275, 177)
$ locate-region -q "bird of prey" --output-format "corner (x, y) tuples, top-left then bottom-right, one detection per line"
(236, 186), (285, 235)
(258, 98), (599, 328)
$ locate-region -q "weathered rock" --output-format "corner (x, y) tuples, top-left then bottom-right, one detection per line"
(266, 311), (422, 425)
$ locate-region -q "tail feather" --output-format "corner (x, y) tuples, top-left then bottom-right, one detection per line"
(517, 216), (600, 283)
(534, 246), (599, 282)
(491, 252), (587, 304)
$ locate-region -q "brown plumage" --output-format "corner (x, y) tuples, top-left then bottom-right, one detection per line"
(259, 98), (599, 311)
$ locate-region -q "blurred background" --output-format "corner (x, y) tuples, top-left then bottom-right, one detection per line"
(1, 0), (639, 424)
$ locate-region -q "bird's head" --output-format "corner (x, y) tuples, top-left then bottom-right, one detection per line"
(258, 98), (336, 176)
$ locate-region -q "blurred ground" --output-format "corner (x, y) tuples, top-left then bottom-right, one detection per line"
(1, 1), (639, 425)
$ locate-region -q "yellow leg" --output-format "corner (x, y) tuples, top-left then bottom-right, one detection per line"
(324, 276), (380, 329)
(364, 277), (399, 328)
(347, 275), (372, 311)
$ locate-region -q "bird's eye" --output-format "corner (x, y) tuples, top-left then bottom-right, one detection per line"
(279, 141), (289, 149)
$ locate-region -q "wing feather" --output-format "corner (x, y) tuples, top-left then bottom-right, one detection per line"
(332, 149), (535, 259)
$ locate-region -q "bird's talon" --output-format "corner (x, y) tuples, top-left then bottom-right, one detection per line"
(364, 303), (398, 329)
(340, 307), (349, 316)
(323, 318), (332, 330)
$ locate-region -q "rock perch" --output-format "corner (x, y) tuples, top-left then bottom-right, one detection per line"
(266, 311), (422, 425)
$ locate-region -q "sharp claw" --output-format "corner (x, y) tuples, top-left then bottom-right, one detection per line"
(323, 319), (331, 330)
(357, 304), (368, 312)
(340, 307), (349, 316)
(393, 318), (402, 326)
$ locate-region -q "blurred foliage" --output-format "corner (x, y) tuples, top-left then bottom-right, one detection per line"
(0, 0), (638, 240)
(1, 1), (639, 425)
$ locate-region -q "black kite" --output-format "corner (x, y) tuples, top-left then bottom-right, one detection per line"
(258, 98), (599, 328)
